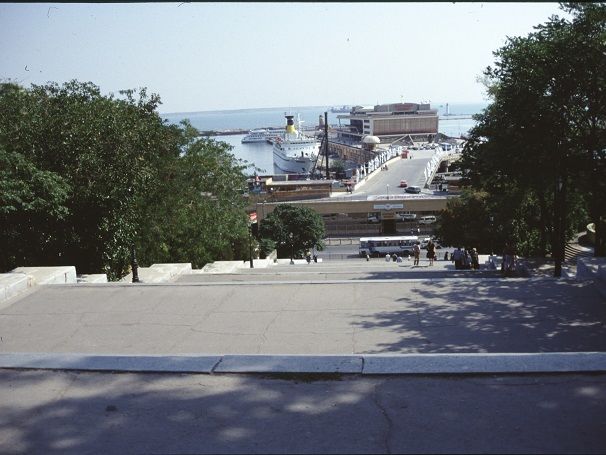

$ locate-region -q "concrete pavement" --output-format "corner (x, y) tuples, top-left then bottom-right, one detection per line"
(1, 257), (606, 454)
(1, 369), (604, 454)
(1, 259), (605, 359)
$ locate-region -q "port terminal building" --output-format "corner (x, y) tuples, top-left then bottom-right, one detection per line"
(333, 102), (439, 144)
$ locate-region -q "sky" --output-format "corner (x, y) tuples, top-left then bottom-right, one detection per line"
(0, 2), (568, 114)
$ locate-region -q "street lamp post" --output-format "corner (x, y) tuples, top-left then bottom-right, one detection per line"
(554, 177), (564, 278)
(386, 184), (389, 200)
(289, 232), (294, 265)
(489, 215), (494, 255)
(131, 246), (140, 283)
(248, 221), (254, 269)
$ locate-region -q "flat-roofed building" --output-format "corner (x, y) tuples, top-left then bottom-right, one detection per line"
(336, 102), (438, 143)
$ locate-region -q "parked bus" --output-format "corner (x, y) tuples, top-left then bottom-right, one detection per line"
(359, 235), (420, 258)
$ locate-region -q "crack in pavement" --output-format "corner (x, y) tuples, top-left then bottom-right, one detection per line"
(372, 382), (393, 454)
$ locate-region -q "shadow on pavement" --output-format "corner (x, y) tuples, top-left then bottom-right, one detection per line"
(1, 369), (605, 454)
(352, 279), (606, 354)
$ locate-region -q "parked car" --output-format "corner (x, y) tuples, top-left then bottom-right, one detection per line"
(399, 179), (408, 188)
(398, 212), (417, 221)
(367, 215), (380, 223)
(419, 215), (437, 224)
(405, 185), (421, 194)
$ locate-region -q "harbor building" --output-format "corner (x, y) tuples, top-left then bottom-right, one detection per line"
(334, 102), (439, 144)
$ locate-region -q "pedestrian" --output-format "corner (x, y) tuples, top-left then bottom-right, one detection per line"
(444, 251), (449, 261)
(503, 242), (517, 276)
(463, 248), (471, 270)
(365, 253), (370, 262)
(471, 248), (479, 270)
(453, 247), (463, 270)
(306, 251), (311, 264)
(385, 253), (390, 262)
(413, 242), (421, 266)
(392, 253), (398, 262)
(426, 240), (436, 266)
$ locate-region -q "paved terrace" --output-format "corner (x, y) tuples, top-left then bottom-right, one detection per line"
(1, 258), (606, 454)
(1, 258), (605, 363)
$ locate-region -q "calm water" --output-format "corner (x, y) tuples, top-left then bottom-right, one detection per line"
(161, 102), (487, 174)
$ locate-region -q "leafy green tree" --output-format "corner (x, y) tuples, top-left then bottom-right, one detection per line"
(135, 133), (251, 269)
(0, 80), (253, 278)
(259, 204), (325, 259)
(460, 3), (606, 267)
(0, 146), (70, 271)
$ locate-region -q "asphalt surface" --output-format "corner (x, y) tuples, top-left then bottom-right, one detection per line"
(1, 258), (605, 454)
(1, 369), (604, 454)
(1, 261), (605, 355)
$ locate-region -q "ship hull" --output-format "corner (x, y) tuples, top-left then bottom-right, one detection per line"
(273, 142), (319, 174)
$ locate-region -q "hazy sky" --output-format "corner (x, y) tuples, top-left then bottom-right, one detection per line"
(1, 2), (567, 113)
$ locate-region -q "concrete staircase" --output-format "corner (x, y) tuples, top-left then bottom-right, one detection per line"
(176, 254), (503, 283)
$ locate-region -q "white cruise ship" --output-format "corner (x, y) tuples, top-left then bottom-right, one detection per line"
(241, 129), (281, 143)
(273, 114), (320, 175)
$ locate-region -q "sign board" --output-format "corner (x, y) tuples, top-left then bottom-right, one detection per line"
(373, 204), (404, 210)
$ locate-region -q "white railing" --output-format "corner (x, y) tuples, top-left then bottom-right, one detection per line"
(423, 146), (461, 188)
(352, 145), (403, 184)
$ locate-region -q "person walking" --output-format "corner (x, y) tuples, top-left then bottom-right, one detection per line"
(470, 248), (480, 270)
(453, 247), (463, 270)
(413, 242), (421, 266)
(426, 240), (436, 266)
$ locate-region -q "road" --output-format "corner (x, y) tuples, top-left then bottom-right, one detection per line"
(340, 147), (438, 199)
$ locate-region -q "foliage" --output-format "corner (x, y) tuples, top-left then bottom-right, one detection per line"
(135, 133), (251, 269)
(0, 80), (251, 278)
(259, 204), (325, 258)
(258, 238), (276, 259)
(459, 3), (606, 257)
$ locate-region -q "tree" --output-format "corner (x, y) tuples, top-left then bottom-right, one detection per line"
(0, 80), (253, 278)
(459, 3), (606, 270)
(259, 204), (325, 259)
(135, 131), (252, 269)
(0, 146), (70, 271)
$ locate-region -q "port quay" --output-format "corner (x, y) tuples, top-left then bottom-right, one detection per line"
(242, 102), (467, 233)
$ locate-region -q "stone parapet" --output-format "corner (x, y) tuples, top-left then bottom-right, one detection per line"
(1, 266), (77, 303)
(121, 263), (192, 283)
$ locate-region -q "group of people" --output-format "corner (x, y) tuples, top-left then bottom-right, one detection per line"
(381, 239), (438, 266)
(451, 247), (480, 270)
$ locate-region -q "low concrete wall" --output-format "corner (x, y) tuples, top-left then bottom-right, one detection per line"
(1, 266), (77, 303)
(77, 274), (108, 283)
(11, 266), (77, 285)
(121, 263), (192, 283)
(0, 274), (29, 302)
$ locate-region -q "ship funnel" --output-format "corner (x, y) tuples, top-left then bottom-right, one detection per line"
(285, 115), (296, 134)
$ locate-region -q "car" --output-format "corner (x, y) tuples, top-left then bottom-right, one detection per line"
(419, 215), (437, 224)
(367, 215), (380, 223)
(405, 185), (421, 194)
(399, 180), (408, 188)
(398, 212), (417, 221)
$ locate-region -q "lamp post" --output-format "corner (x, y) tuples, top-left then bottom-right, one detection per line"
(554, 176), (564, 278)
(489, 215), (494, 255)
(248, 221), (254, 269)
(386, 184), (389, 200)
(131, 245), (140, 283)
(289, 232), (294, 265)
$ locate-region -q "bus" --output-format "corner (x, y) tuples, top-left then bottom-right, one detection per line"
(359, 235), (420, 258)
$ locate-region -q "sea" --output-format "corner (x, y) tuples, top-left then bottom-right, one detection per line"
(160, 102), (488, 175)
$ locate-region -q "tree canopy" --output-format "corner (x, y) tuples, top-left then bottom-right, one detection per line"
(259, 204), (325, 259)
(446, 2), (606, 260)
(0, 80), (251, 279)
